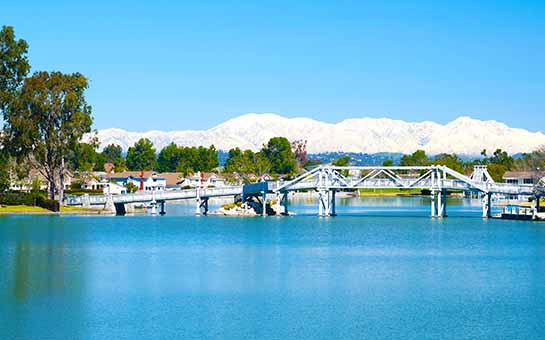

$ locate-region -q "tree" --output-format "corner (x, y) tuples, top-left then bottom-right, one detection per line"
(3, 71), (93, 203)
(157, 142), (181, 172)
(332, 155), (350, 166)
(433, 153), (464, 173)
(488, 149), (514, 169)
(400, 150), (429, 166)
(126, 138), (156, 171)
(0, 26), (30, 120)
(261, 137), (296, 174)
(382, 159), (394, 166)
(101, 143), (125, 172)
(69, 142), (99, 172)
(0, 149), (10, 191)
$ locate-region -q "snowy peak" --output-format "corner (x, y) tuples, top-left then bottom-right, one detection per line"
(89, 113), (545, 155)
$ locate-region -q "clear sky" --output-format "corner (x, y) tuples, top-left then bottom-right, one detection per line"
(1, 0), (544, 131)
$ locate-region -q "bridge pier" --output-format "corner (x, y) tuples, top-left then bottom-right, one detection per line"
(114, 203), (126, 216)
(280, 192), (289, 215)
(430, 190), (447, 218)
(262, 191), (267, 216)
(195, 197), (209, 215)
(318, 190), (336, 217)
(482, 192), (492, 218)
(159, 201), (166, 215)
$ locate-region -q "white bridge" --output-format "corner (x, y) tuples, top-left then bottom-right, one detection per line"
(64, 165), (539, 218)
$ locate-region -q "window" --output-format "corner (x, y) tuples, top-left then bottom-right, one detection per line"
(523, 178), (534, 184)
(506, 179), (518, 184)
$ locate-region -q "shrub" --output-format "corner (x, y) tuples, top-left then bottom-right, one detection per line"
(0, 192), (59, 212)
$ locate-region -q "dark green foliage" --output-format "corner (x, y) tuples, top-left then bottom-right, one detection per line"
(101, 143), (126, 171)
(400, 150), (429, 166)
(0, 26), (30, 118)
(125, 182), (138, 193)
(0, 149), (10, 191)
(157, 143), (219, 174)
(332, 155), (350, 166)
(69, 143), (99, 171)
(433, 153), (464, 173)
(261, 137), (297, 174)
(382, 159), (394, 166)
(102, 144), (123, 162)
(0, 192), (59, 211)
(126, 138), (156, 171)
(224, 147), (270, 175)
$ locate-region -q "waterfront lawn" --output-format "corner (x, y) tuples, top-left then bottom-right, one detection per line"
(0, 205), (51, 213)
(60, 206), (104, 213)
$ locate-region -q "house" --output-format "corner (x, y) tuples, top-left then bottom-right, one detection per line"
(102, 182), (127, 195)
(181, 172), (226, 188)
(502, 171), (540, 185)
(106, 172), (167, 191)
(9, 169), (74, 192)
(82, 177), (107, 191)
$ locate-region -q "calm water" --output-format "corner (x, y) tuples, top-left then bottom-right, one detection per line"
(1, 197), (545, 340)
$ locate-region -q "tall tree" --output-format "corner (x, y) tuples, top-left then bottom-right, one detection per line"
(157, 142), (181, 172)
(400, 150), (429, 166)
(433, 153), (464, 173)
(126, 138), (156, 170)
(261, 137), (296, 174)
(101, 143), (125, 172)
(0, 26), (30, 120)
(3, 71), (93, 202)
(332, 155), (350, 166)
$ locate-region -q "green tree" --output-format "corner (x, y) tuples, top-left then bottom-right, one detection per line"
(3, 71), (93, 203)
(126, 138), (156, 171)
(0, 149), (10, 191)
(382, 159), (394, 166)
(157, 143), (181, 172)
(125, 182), (138, 193)
(488, 149), (514, 169)
(69, 142), (99, 171)
(332, 155), (350, 166)
(0, 26), (30, 120)
(433, 153), (464, 173)
(101, 143), (125, 172)
(400, 150), (429, 166)
(261, 137), (296, 174)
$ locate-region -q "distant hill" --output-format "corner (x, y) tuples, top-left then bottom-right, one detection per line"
(90, 113), (545, 156)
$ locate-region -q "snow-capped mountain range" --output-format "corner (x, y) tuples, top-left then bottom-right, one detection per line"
(89, 113), (545, 155)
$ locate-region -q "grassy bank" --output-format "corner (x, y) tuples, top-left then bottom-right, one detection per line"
(0, 204), (108, 214)
(358, 188), (424, 197)
(0, 205), (52, 213)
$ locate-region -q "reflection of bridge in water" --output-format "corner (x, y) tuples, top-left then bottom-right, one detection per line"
(65, 165), (538, 218)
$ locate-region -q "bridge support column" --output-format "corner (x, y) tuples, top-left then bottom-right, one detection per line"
(430, 191), (437, 217)
(318, 190), (335, 217)
(114, 203), (126, 216)
(195, 197), (209, 215)
(440, 189), (447, 217)
(262, 191), (267, 216)
(280, 192), (289, 215)
(159, 201), (166, 216)
(330, 190), (337, 216)
(482, 193), (492, 218)
(150, 200), (158, 215)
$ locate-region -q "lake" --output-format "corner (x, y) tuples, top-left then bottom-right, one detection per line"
(1, 197), (545, 339)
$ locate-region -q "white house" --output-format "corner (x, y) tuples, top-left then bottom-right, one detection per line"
(182, 172), (226, 188)
(102, 182), (128, 195)
(502, 171), (540, 185)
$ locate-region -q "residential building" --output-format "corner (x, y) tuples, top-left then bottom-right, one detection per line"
(502, 171), (540, 185)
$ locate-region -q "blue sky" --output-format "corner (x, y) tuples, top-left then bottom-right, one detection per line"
(2, 0), (544, 131)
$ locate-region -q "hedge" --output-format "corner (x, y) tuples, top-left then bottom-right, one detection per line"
(0, 192), (60, 212)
